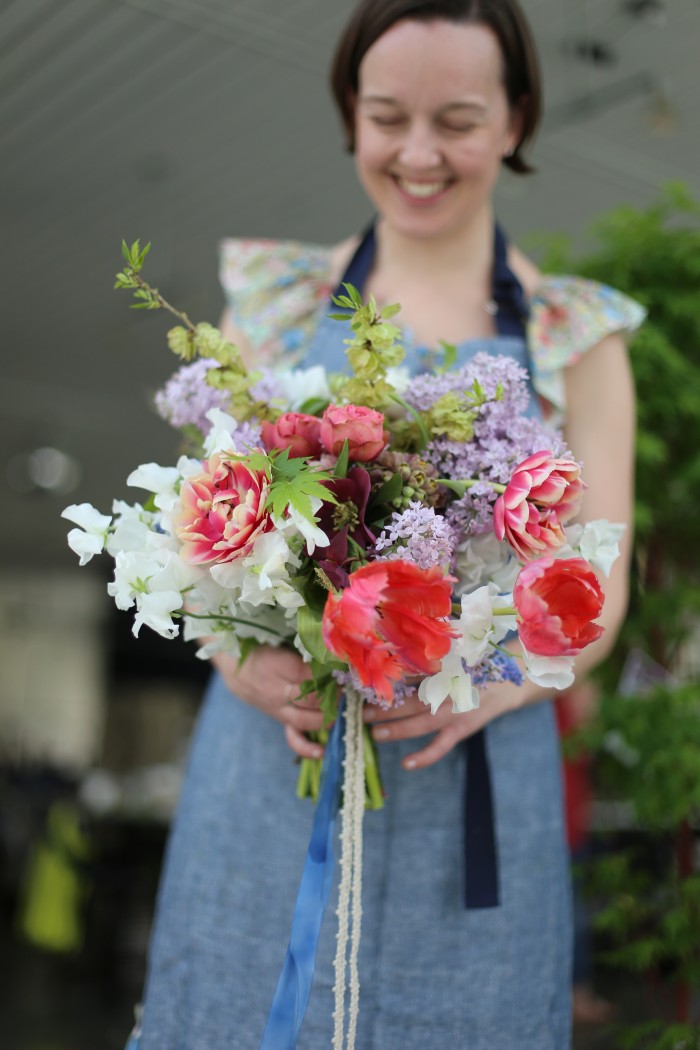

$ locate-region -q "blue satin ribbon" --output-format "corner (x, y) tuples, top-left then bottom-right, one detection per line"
(259, 698), (346, 1050)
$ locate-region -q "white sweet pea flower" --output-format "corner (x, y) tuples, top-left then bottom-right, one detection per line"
(149, 549), (201, 595)
(176, 453), (205, 481)
(456, 584), (516, 666)
(132, 590), (182, 639)
(273, 500), (330, 555)
(274, 365), (331, 409)
(384, 366), (411, 394)
(418, 644), (480, 714)
(191, 631), (242, 662)
(521, 648), (575, 690)
(577, 520), (625, 577)
(203, 407), (244, 456)
(293, 633), (314, 663)
(127, 462), (181, 512)
(453, 532), (520, 594)
(107, 550), (166, 610)
(62, 503), (112, 565)
(107, 500), (157, 555)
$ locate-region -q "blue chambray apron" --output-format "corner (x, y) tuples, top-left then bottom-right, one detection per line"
(134, 225), (572, 1050)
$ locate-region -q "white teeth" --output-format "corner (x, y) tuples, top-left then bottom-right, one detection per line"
(397, 179), (448, 198)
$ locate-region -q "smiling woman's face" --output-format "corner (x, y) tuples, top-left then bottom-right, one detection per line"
(354, 19), (519, 241)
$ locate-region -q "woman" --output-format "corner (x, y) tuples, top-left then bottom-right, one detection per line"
(136, 1), (640, 1046)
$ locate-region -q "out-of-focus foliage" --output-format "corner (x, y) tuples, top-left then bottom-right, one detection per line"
(539, 185), (700, 1042)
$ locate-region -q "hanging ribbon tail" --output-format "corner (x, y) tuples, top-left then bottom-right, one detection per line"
(259, 698), (346, 1050)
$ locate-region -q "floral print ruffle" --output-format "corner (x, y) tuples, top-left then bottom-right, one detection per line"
(218, 238), (645, 419)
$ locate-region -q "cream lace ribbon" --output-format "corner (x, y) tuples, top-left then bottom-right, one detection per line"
(332, 690), (365, 1050)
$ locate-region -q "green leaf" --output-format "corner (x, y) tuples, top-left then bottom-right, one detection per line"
(381, 302), (401, 319)
(237, 636), (259, 669)
(297, 605), (332, 664)
(334, 439), (349, 478)
(319, 679), (340, 726)
(437, 340), (458, 372)
(296, 396), (330, 416)
(370, 472), (404, 506)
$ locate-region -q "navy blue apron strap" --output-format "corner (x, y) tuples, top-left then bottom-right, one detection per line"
(492, 223), (530, 337)
(463, 732), (500, 908)
(464, 225), (529, 911)
(331, 219), (531, 912)
(331, 222), (377, 302)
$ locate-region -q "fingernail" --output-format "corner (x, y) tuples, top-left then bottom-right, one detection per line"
(373, 727), (390, 740)
(403, 758), (416, 770)
(364, 708), (376, 721)
(312, 748), (323, 759)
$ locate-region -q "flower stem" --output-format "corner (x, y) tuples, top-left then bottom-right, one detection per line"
(389, 393), (430, 449)
(437, 478), (506, 496)
(180, 611), (285, 637)
(362, 724), (385, 810)
(133, 273), (197, 331)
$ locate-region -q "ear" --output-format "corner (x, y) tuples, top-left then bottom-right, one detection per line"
(345, 87), (358, 152)
(506, 94), (528, 154)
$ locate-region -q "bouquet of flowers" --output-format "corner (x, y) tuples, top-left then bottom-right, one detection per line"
(63, 242), (622, 1049)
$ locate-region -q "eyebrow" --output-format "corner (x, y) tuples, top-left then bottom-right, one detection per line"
(359, 95), (488, 115)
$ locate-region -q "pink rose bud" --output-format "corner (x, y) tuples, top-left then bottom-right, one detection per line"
(261, 412), (323, 459)
(513, 556), (605, 656)
(320, 404), (388, 462)
(175, 451), (274, 564)
(493, 450), (584, 561)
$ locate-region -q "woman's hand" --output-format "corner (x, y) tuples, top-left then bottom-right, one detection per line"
(364, 687), (517, 771)
(212, 646), (327, 759)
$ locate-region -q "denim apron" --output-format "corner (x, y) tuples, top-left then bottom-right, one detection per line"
(136, 226), (573, 1050)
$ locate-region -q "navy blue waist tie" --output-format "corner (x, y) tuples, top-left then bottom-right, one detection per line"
(333, 221), (530, 911)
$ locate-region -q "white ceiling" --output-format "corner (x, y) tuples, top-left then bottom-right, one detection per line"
(2, 0), (699, 568)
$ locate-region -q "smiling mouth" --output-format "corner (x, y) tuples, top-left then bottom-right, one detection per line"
(393, 176), (452, 201)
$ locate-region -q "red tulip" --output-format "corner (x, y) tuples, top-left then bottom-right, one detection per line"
(513, 556), (604, 656)
(322, 560), (457, 702)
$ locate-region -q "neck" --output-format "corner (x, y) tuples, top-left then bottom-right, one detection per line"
(374, 205), (495, 282)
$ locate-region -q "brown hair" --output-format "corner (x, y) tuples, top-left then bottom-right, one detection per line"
(330, 0), (541, 174)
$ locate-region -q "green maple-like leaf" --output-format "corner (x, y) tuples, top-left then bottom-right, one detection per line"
(262, 449), (337, 521)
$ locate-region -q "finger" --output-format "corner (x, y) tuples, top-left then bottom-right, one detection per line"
(372, 711), (437, 742)
(283, 680), (319, 705)
(284, 724), (324, 759)
(363, 694), (422, 722)
(283, 704), (326, 732)
(402, 727), (460, 770)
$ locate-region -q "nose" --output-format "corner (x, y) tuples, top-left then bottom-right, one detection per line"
(397, 121), (441, 169)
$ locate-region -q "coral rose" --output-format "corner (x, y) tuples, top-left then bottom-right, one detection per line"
(260, 412), (323, 460)
(513, 556), (605, 656)
(320, 404), (388, 462)
(322, 560), (457, 702)
(175, 452), (273, 564)
(494, 450), (584, 561)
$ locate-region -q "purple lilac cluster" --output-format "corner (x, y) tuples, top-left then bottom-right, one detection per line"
(154, 359), (230, 433)
(469, 650), (524, 688)
(404, 353), (569, 539)
(248, 369), (285, 405)
(373, 503), (456, 571)
(228, 419), (264, 452)
(332, 669), (414, 710)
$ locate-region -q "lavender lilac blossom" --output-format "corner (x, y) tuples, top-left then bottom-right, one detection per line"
(405, 354), (572, 539)
(373, 503), (456, 571)
(155, 359), (230, 433)
(332, 669), (414, 710)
